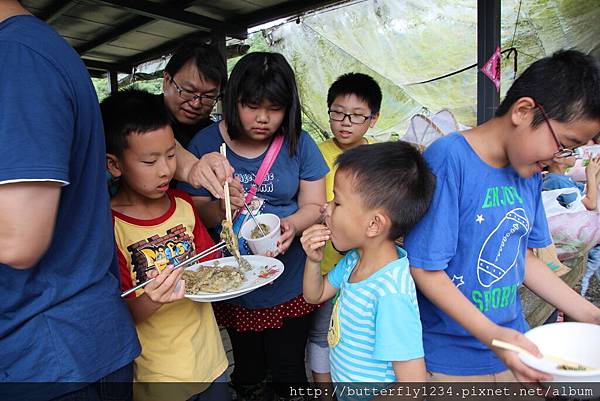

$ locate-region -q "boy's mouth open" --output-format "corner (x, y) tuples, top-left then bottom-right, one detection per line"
(337, 130), (353, 139)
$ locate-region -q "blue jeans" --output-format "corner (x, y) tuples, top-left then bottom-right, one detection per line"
(186, 372), (232, 401)
(307, 301), (334, 373)
(582, 245), (600, 296)
(50, 363), (133, 401)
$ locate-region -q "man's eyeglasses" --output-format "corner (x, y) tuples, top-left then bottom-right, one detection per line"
(535, 102), (574, 158)
(171, 77), (220, 107)
(328, 110), (372, 124)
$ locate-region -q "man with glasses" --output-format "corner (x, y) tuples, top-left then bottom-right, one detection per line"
(161, 40), (243, 201)
(162, 40), (226, 148)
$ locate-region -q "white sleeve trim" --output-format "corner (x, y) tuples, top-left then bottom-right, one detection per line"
(0, 178), (69, 186)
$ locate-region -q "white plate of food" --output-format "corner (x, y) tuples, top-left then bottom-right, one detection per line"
(183, 255), (284, 302)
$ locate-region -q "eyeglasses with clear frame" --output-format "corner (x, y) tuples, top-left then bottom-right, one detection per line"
(170, 77), (220, 107)
(328, 110), (373, 124)
(535, 102), (574, 158)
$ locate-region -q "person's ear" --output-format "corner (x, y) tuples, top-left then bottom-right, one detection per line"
(107, 154), (122, 178)
(162, 71), (169, 93)
(369, 112), (380, 128)
(366, 211), (388, 238)
(510, 97), (536, 127)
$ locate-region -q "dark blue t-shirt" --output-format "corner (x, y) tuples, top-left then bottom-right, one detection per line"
(179, 122), (328, 308)
(0, 15), (140, 393)
(404, 133), (551, 376)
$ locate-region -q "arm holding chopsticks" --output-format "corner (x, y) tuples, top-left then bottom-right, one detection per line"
(124, 265), (185, 324)
(173, 141), (236, 199)
(191, 177), (244, 228)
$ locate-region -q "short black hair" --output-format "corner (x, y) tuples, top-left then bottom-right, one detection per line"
(223, 52), (302, 154)
(101, 89), (170, 157)
(164, 38), (227, 89)
(496, 50), (600, 127)
(336, 141), (435, 239)
(327, 73), (382, 114)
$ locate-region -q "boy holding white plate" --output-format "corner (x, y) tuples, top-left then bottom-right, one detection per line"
(102, 88), (231, 401)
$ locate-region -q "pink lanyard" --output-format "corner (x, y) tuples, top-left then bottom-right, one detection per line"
(232, 135), (284, 219)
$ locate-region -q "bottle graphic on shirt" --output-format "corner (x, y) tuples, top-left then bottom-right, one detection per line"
(477, 208), (529, 287)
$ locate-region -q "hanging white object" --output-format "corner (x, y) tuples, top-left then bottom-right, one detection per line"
(401, 109), (468, 148)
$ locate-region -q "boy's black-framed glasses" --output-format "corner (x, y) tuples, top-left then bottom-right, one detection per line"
(535, 102), (574, 158)
(328, 110), (373, 124)
(170, 77), (220, 106)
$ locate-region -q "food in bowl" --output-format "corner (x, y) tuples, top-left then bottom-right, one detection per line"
(250, 223), (270, 239)
(183, 262), (245, 294)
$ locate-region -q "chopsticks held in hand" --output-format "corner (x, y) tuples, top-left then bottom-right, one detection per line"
(220, 144), (232, 223)
(491, 339), (597, 371)
(120, 241), (226, 298)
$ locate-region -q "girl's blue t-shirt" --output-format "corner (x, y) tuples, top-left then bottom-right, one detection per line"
(179, 122), (328, 308)
(404, 133), (552, 376)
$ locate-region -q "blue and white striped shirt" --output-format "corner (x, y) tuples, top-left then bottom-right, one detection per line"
(327, 246), (423, 382)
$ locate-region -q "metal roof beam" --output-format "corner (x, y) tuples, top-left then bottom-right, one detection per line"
(232, 0), (349, 27)
(93, 0), (247, 39)
(76, 0), (197, 55)
(121, 31), (211, 67)
(39, 0), (77, 24)
(83, 58), (132, 74)
(76, 16), (150, 55)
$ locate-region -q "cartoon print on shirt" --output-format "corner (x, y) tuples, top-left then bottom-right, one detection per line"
(476, 207), (529, 288)
(128, 224), (193, 284)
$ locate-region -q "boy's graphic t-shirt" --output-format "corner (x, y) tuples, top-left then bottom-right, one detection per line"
(404, 133), (552, 376)
(327, 247), (424, 382)
(180, 122), (329, 308)
(113, 189), (227, 400)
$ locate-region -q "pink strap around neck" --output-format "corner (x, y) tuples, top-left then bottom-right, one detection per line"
(244, 135), (284, 205)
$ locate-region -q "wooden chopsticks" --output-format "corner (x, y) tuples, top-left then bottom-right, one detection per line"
(491, 339), (597, 371)
(120, 241), (226, 298)
(220, 143), (232, 223)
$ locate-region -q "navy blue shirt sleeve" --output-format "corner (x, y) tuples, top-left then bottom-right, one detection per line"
(0, 42), (73, 184)
(177, 123), (222, 198)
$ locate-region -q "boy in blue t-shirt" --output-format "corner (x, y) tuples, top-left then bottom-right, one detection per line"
(404, 50), (600, 384)
(302, 141), (435, 386)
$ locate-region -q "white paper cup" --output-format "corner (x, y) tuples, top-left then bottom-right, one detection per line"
(240, 213), (281, 256)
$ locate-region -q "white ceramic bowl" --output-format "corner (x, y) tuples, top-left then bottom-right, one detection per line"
(520, 322), (600, 383)
(240, 213), (281, 256)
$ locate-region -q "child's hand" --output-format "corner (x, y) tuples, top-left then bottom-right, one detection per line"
(300, 224), (330, 263)
(277, 218), (297, 255)
(585, 156), (600, 181)
(143, 265), (185, 304)
(490, 326), (553, 383)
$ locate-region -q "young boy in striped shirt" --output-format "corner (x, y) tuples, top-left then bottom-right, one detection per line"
(301, 141), (435, 385)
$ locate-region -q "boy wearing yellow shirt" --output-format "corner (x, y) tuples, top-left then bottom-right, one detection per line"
(102, 89), (230, 401)
(309, 73), (382, 385)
